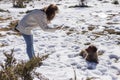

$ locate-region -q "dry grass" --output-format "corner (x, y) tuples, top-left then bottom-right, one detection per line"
(0, 27), (10, 31)
(0, 33), (5, 37)
(112, 0), (119, 5)
(0, 20), (19, 31)
(8, 20), (19, 28)
(0, 17), (12, 24)
(0, 20), (20, 37)
(0, 49), (49, 80)
(104, 29), (120, 35)
(88, 26), (95, 31)
(92, 31), (105, 35)
(106, 22), (120, 25)
(0, 19), (18, 31)
(82, 30), (88, 34)
(0, 43), (8, 47)
(84, 42), (91, 45)
(69, 5), (91, 8)
(86, 77), (100, 80)
(0, 9), (9, 12)
(104, 29), (115, 34)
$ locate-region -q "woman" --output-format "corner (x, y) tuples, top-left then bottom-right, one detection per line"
(15, 4), (60, 59)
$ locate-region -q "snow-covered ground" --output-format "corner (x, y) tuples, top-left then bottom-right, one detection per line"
(0, 0), (120, 80)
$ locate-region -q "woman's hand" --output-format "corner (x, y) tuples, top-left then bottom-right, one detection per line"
(56, 26), (61, 30)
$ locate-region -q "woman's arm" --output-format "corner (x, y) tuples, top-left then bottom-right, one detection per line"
(39, 13), (61, 32)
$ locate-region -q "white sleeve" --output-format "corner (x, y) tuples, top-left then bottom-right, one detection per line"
(41, 25), (57, 32)
(39, 14), (57, 32)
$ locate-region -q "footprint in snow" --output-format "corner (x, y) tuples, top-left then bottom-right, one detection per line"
(87, 62), (97, 70)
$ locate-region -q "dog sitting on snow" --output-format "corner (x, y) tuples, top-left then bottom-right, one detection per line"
(79, 45), (99, 63)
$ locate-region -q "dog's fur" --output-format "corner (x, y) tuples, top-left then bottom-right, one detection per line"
(80, 45), (99, 63)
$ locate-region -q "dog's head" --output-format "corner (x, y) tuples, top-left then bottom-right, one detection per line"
(86, 45), (97, 54)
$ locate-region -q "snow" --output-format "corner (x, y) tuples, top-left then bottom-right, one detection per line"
(0, 0), (120, 80)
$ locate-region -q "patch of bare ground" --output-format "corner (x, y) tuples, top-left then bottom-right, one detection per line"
(0, 17), (12, 23)
(92, 29), (120, 35)
(106, 22), (120, 25)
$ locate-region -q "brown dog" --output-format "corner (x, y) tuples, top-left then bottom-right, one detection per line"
(79, 45), (99, 63)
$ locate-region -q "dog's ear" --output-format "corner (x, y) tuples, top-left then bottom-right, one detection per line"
(79, 50), (88, 59)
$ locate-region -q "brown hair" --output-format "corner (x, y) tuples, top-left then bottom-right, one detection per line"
(43, 4), (58, 22)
